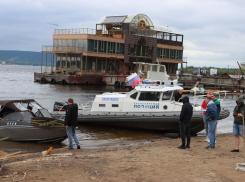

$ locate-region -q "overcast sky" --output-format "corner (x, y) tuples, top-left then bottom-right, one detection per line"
(0, 0), (244, 67)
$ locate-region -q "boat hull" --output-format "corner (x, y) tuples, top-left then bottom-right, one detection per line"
(52, 110), (230, 134)
(0, 126), (67, 142)
(0, 117), (67, 142)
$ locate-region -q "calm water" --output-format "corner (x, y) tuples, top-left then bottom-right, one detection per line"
(0, 65), (237, 153)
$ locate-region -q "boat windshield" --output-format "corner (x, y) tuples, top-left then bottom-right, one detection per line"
(35, 109), (52, 118)
(13, 103), (28, 111)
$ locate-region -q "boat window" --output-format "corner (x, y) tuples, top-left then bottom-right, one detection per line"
(152, 65), (157, 72)
(162, 91), (173, 100)
(160, 66), (165, 72)
(139, 92), (160, 101)
(13, 103), (28, 111)
(130, 92), (138, 100)
(99, 104), (106, 107)
(112, 104), (118, 107)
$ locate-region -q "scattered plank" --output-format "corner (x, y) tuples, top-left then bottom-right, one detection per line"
(0, 137), (9, 141)
(8, 153), (31, 158)
(0, 151), (9, 156)
(38, 147), (53, 162)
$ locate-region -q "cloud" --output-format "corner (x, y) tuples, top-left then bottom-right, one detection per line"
(0, 0), (244, 67)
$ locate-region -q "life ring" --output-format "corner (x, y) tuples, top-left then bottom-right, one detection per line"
(121, 82), (126, 88)
(40, 77), (46, 83)
(51, 78), (56, 84)
(61, 79), (67, 85)
(85, 81), (89, 85)
(114, 81), (120, 88)
(101, 81), (107, 86)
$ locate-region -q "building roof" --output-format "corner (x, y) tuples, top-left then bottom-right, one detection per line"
(102, 16), (127, 24)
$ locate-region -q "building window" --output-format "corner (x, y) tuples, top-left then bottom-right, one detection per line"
(99, 104), (106, 107)
(112, 104), (119, 107)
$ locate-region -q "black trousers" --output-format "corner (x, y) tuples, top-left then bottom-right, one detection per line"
(179, 122), (191, 146)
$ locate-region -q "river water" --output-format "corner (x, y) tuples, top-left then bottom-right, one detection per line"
(0, 65), (238, 153)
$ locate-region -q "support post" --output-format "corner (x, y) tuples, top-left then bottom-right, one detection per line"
(51, 54), (53, 73)
(85, 56), (87, 73)
(45, 53), (47, 73)
(41, 52), (43, 73)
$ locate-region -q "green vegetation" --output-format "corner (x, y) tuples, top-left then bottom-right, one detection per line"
(0, 50), (52, 66)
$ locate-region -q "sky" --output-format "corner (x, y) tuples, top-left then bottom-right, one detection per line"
(0, 0), (245, 67)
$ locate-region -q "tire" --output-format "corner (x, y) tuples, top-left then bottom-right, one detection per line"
(40, 77), (46, 83)
(114, 81), (120, 88)
(121, 82), (126, 88)
(165, 133), (179, 138)
(51, 78), (56, 84)
(61, 79), (67, 85)
(101, 81), (107, 86)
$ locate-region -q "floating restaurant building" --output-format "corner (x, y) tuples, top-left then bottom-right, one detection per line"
(35, 14), (185, 86)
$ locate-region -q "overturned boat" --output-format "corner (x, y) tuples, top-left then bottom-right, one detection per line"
(0, 99), (67, 142)
(51, 82), (230, 135)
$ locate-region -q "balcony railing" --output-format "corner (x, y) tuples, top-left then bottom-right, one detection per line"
(42, 46), (84, 53)
(54, 28), (98, 35)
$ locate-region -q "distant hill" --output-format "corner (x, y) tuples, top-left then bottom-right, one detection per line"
(0, 50), (51, 66)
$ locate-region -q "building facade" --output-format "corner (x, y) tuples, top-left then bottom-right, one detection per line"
(38, 14), (184, 85)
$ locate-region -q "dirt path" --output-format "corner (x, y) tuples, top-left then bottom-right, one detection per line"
(1, 134), (244, 182)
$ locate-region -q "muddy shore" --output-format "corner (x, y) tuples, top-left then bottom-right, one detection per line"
(1, 133), (245, 182)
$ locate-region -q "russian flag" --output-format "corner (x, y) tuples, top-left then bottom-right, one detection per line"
(127, 73), (141, 88)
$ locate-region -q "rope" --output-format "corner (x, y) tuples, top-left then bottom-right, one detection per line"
(13, 172), (26, 182)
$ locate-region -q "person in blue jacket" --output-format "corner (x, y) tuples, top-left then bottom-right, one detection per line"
(205, 96), (218, 149)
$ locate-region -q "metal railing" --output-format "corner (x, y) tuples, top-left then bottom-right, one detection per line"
(54, 28), (97, 35)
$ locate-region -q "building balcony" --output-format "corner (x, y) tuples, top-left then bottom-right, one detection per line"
(42, 46), (84, 53)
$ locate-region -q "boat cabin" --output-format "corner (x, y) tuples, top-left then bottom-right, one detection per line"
(0, 100), (51, 122)
(91, 85), (184, 112)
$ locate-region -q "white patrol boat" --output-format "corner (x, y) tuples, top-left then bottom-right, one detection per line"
(51, 81), (230, 135)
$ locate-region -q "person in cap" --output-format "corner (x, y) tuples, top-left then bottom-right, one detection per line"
(205, 96), (218, 149)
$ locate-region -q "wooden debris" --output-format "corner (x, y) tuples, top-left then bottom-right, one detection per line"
(38, 147), (53, 162)
(0, 137), (9, 141)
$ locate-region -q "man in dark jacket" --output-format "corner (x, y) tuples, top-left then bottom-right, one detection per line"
(205, 96), (218, 149)
(65, 98), (80, 149)
(175, 89), (183, 102)
(178, 96), (193, 149)
(231, 97), (245, 152)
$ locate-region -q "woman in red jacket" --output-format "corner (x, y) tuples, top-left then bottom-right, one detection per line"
(201, 92), (212, 142)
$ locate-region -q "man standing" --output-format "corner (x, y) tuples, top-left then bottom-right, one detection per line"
(210, 93), (220, 142)
(205, 97), (218, 149)
(178, 96), (193, 149)
(231, 97), (245, 152)
(175, 89), (184, 102)
(65, 98), (80, 149)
